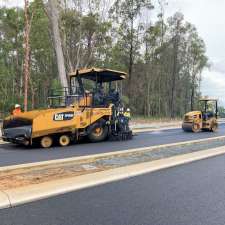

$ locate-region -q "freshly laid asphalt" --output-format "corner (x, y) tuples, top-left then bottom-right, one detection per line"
(0, 153), (225, 225)
(1, 124), (225, 167)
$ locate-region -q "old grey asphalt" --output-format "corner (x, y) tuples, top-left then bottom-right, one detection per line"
(0, 153), (225, 225)
(0, 124), (225, 167)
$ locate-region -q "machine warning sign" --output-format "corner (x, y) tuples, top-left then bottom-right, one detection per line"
(53, 112), (74, 121)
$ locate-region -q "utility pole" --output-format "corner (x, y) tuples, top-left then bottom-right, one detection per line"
(23, 0), (31, 111)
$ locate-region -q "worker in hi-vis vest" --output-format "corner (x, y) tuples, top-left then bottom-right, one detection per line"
(124, 108), (131, 120)
(12, 104), (22, 116)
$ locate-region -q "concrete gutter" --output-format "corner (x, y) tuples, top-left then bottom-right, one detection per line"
(133, 126), (180, 133)
(0, 191), (11, 209)
(0, 139), (8, 145)
(1, 145), (225, 209)
(130, 121), (181, 130)
(132, 119), (225, 133)
(0, 128), (7, 145)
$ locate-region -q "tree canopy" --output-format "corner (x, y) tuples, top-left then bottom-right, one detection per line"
(0, 0), (208, 117)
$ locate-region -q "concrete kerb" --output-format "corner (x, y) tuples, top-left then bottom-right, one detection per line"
(1, 134), (225, 172)
(0, 139), (8, 145)
(133, 121), (225, 133)
(1, 145), (225, 209)
(0, 129), (6, 144)
(0, 191), (11, 209)
(133, 126), (180, 133)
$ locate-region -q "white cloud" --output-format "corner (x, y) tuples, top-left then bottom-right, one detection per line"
(201, 69), (225, 106)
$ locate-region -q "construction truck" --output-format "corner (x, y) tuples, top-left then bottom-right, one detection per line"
(182, 98), (218, 132)
(1, 68), (132, 148)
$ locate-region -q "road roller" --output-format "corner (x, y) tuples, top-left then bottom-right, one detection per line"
(182, 98), (218, 132)
(1, 68), (132, 148)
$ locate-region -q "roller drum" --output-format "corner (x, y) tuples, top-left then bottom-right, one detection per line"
(182, 122), (193, 132)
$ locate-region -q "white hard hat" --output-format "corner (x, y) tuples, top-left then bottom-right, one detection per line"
(15, 104), (21, 108)
(127, 108), (130, 112)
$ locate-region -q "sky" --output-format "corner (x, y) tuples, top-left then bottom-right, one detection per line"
(164, 0), (225, 106)
(1, 0), (225, 105)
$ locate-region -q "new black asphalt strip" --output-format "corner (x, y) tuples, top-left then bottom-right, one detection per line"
(1, 124), (225, 167)
(1, 154), (224, 225)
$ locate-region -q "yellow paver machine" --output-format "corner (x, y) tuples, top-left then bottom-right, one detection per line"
(1, 68), (132, 148)
(182, 98), (218, 132)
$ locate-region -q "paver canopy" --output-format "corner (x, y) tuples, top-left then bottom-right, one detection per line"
(69, 67), (127, 83)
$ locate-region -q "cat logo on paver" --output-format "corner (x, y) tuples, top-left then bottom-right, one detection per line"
(54, 112), (74, 121)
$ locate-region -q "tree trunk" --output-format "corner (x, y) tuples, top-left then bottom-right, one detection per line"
(128, 17), (134, 98)
(190, 85), (195, 111)
(23, 0), (30, 112)
(46, 0), (68, 89)
(170, 34), (179, 118)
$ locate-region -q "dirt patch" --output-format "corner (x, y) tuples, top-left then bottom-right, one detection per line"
(0, 151), (142, 190)
(0, 161), (111, 190)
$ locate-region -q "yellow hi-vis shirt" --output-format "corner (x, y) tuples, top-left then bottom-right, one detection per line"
(124, 112), (131, 118)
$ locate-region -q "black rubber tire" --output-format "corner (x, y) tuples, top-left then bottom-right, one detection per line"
(88, 121), (109, 142)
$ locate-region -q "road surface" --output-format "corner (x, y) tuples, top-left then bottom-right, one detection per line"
(0, 154), (225, 225)
(0, 124), (225, 167)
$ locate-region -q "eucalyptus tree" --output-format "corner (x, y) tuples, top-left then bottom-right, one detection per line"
(186, 25), (208, 110)
(0, 7), (24, 112)
(110, 0), (153, 94)
(45, 0), (68, 89)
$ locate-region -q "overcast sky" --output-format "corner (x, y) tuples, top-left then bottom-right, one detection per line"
(1, 0), (225, 105)
(165, 0), (225, 106)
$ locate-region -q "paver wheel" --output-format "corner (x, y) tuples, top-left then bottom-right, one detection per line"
(88, 121), (108, 142)
(40, 136), (53, 148)
(59, 134), (70, 147)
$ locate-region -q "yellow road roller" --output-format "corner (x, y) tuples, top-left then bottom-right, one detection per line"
(1, 68), (132, 148)
(182, 98), (218, 132)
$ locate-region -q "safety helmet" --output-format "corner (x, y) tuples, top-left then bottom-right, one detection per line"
(127, 108), (130, 112)
(15, 104), (21, 108)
